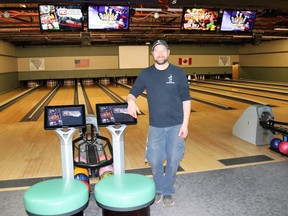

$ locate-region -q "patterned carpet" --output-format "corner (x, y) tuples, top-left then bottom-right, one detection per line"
(1, 161), (288, 216)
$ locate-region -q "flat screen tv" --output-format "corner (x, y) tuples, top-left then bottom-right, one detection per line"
(181, 8), (220, 31)
(39, 4), (84, 31)
(44, 105), (86, 130)
(96, 102), (137, 127)
(220, 10), (256, 32)
(88, 5), (130, 30)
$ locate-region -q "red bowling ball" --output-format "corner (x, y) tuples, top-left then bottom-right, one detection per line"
(279, 141), (288, 155)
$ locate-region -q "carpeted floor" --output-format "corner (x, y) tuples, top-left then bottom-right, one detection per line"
(1, 161), (288, 216)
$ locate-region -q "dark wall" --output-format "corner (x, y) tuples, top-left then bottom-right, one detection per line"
(239, 67), (288, 82)
(0, 72), (19, 93)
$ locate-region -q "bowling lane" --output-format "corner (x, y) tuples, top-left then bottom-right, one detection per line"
(191, 100), (230, 112)
(0, 87), (30, 103)
(37, 85), (75, 121)
(220, 79), (288, 90)
(205, 80), (288, 92)
(1, 80), (288, 181)
(189, 87), (251, 110)
(83, 84), (114, 114)
(47, 86), (74, 106)
(191, 83), (288, 107)
(83, 83), (150, 169)
(100, 83), (235, 169)
(105, 83), (150, 115)
(195, 81), (288, 99)
(103, 83), (150, 169)
(109, 83), (225, 113)
(0, 86), (52, 123)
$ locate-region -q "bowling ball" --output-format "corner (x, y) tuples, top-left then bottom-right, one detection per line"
(100, 171), (114, 179)
(74, 173), (90, 184)
(279, 141), (288, 155)
(99, 165), (114, 179)
(270, 138), (282, 152)
(74, 167), (89, 177)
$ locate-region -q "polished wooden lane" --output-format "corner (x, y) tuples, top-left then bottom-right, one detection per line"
(0, 80), (287, 182)
(191, 84), (288, 107)
(113, 83), (227, 113)
(193, 80), (288, 107)
(83, 83), (150, 170)
(83, 84), (114, 114)
(0, 87), (28, 103)
(0, 86), (51, 123)
(103, 81), (288, 171)
(190, 88), (253, 110)
(194, 82), (288, 100)
(0, 85), (76, 180)
(181, 108), (288, 172)
(196, 80), (288, 94)
(105, 83), (150, 114)
(37, 86), (75, 120)
(218, 80), (288, 90)
(45, 86), (75, 106)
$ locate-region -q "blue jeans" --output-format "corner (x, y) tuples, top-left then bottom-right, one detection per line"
(146, 124), (185, 195)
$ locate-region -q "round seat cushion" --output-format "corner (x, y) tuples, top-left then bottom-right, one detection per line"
(94, 173), (156, 211)
(24, 178), (89, 216)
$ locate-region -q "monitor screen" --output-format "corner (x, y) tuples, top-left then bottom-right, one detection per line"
(220, 10), (256, 32)
(44, 105), (86, 130)
(96, 102), (137, 126)
(39, 4), (84, 31)
(88, 5), (130, 30)
(181, 8), (220, 31)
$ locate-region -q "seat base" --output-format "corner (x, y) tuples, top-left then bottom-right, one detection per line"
(102, 206), (150, 216)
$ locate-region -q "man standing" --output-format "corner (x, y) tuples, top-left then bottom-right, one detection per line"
(126, 40), (191, 207)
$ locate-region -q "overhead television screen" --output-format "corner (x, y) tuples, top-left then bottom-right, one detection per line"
(220, 10), (256, 32)
(39, 4), (84, 31)
(181, 8), (220, 31)
(96, 102), (137, 127)
(88, 5), (130, 30)
(44, 105), (86, 130)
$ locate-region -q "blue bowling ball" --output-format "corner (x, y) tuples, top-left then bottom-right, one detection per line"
(74, 173), (90, 184)
(270, 138), (282, 152)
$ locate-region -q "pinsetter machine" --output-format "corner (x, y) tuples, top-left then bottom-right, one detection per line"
(233, 105), (288, 146)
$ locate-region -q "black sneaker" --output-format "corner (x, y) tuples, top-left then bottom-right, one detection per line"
(155, 193), (163, 204)
(163, 195), (174, 207)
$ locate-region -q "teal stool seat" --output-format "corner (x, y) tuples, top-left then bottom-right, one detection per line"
(24, 178), (89, 216)
(94, 173), (155, 214)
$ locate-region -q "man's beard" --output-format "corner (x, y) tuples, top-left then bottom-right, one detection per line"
(155, 57), (168, 65)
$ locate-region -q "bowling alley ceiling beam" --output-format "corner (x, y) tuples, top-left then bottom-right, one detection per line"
(0, 1), (288, 46)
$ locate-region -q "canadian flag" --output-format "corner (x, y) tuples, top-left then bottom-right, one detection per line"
(178, 57), (192, 65)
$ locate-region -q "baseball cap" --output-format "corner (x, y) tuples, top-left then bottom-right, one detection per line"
(152, 40), (169, 51)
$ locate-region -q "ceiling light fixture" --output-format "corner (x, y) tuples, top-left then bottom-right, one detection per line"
(274, 28), (288, 31)
(154, 12), (160, 19)
(233, 35), (253, 38)
(2, 11), (10, 18)
(135, 8), (162, 12)
(167, 8), (182, 12)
